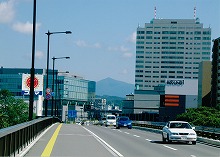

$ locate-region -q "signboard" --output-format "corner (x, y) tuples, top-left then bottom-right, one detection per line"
(68, 110), (77, 118)
(165, 79), (198, 95)
(22, 74), (43, 96)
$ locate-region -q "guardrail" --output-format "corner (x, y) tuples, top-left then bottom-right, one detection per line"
(132, 121), (220, 141)
(0, 117), (61, 157)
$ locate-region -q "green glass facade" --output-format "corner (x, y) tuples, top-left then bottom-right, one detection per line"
(0, 67), (96, 116)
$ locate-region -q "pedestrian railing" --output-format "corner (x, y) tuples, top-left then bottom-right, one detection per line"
(0, 117), (61, 157)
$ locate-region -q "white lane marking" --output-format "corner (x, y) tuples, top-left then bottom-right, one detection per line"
(133, 135), (140, 138)
(163, 145), (177, 151)
(124, 132), (130, 135)
(118, 130), (122, 132)
(83, 127), (124, 157)
(145, 138), (152, 142)
(191, 155), (197, 157)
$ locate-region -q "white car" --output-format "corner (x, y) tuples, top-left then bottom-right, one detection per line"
(105, 115), (116, 127)
(162, 121), (197, 145)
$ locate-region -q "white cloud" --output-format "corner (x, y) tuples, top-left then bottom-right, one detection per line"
(35, 50), (44, 59)
(127, 32), (136, 43)
(0, 0), (15, 23)
(12, 21), (41, 34)
(93, 42), (101, 48)
(123, 52), (133, 58)
(75, 40), (87, 47)
(75, 40), (102, 48)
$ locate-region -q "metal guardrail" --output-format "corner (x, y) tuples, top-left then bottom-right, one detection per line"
(0, 117), (61, 157)
(132, 121), (220, 141)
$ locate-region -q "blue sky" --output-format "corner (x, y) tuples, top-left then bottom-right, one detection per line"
(0, 0), (219, 84)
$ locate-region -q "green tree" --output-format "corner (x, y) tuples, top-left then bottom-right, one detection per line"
(0, 89), (29, 129)
(176, 106), (220, 127)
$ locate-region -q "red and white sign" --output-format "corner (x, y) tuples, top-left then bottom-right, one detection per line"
(22, 74), (43, 95)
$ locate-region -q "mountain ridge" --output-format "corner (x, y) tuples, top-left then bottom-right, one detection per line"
(96, 77), (134, 98)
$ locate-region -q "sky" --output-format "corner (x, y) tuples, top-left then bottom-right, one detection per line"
(0, 0), (219, 84)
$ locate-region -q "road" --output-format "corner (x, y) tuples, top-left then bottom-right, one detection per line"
(24, 123), (220, 157)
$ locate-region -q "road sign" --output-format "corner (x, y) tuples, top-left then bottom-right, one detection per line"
(46, 88), (51, 94)
(45, 93), (51, 100)
(68, 110), (77, 118)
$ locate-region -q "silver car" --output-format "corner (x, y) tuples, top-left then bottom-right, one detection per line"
(162, 121), (197, 145)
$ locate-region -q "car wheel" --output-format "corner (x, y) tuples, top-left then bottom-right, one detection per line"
(116, 126), (120, 129)
(162, 134), (166, 143)
(167, 135), (172, 143)
(192, 141), (196, 145)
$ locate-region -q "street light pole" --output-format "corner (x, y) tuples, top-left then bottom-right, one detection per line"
(52, 57), (70, 116)
(45, 30), (72, 117)
(29, 0), (36, 121)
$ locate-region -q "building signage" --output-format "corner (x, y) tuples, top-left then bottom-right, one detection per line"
(166, 80), (184, 86)
(22, 74), (43, 96)
(165, 79), (198, 95)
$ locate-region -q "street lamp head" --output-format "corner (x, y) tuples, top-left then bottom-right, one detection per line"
(65, 57), (70, 59)
(65, 31), (72, 34)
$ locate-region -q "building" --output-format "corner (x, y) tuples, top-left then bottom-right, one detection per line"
(198, 61), (212, 107)
(135, 18), (211, 90)
(0, 67), (96, 120)
(211, 37), (220, 107)
(159, 79), (198, 121)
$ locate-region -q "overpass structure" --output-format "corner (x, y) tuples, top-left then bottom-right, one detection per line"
(0, 118), (220, 157)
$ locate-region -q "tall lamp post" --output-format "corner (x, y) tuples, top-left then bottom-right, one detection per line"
(52, 56), (70, 116)
(29, 0), (36, 121)
(45, 30), (71, 117)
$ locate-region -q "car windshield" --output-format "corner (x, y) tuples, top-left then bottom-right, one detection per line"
(107, 116), (115, 120)
(119, 117), (129, 121)
(169, 122), (191, 129)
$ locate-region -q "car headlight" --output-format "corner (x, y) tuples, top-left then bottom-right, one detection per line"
(171, 133), (179, 135)
(127, 123), (131, 125)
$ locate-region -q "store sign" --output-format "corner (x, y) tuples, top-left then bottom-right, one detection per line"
(22, 74), (43, 96)
(166, 80), (184, 86)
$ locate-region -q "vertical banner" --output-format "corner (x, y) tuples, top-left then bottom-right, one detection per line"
(22, 74), (43, 95)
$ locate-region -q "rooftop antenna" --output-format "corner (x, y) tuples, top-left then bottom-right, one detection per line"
(194, 6), (196, 19)
(154, 6), (157, 19)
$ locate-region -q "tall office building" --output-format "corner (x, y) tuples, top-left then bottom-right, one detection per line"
(211, 37), (220, 107)
(135, 18), (211, 90)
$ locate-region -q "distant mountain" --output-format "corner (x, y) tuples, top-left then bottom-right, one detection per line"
(96, 77), (135, 98)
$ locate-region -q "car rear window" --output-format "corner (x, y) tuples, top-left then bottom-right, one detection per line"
(107, 116), (115, 120)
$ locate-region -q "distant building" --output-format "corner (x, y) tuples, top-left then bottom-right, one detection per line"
(135, 18), (211, 90)
(211, 37), (220, 107)
(122, 94), (134, 114)
(198, 61), (211, 107)
(0, 67), (96, 119)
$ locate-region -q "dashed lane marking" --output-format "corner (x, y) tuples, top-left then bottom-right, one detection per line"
(163, 145), (177, 151)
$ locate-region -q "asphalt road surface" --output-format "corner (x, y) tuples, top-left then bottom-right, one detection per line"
(24, 123), (220, 157)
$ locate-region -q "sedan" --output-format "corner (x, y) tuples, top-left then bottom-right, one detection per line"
(162, 121), (197, 145)
(116, 116), (132, 129)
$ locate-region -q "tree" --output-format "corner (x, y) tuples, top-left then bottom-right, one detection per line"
(176, 106), (220, 127)
(0, 89), (29, 129)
